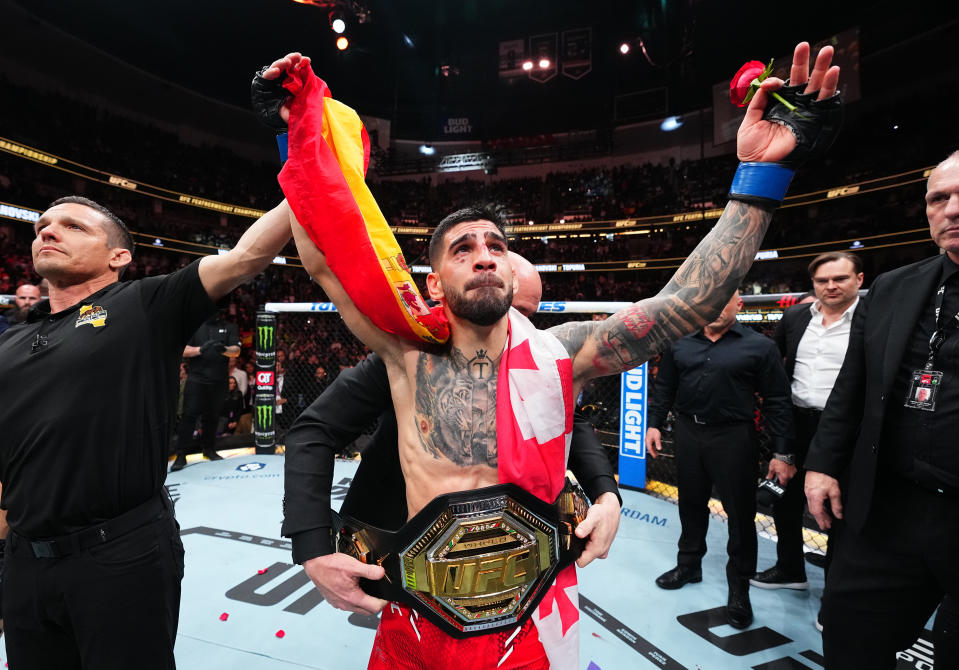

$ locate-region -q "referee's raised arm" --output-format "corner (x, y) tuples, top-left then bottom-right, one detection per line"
(197, 199), (292, 302)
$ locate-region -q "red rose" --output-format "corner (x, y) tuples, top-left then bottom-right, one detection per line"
(730, 60), (766, 107)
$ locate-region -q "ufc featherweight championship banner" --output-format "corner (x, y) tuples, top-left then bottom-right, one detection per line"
(253, 312), (277, 454)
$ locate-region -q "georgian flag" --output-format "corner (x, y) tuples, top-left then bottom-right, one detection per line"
(496, 308), (579, 670)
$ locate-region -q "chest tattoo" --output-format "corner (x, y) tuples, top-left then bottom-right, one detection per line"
(413, 348), (501, 467)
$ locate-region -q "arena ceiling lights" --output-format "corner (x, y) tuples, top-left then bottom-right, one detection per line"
(660, 116), (684, 132)
(288, 0), (370, 50)
(329, 10), (347, 34)
(521, 60), (552, 71)
(289, 0), (336, 7)
(289, 0), (369, 14)
(437, 153), (494, 173)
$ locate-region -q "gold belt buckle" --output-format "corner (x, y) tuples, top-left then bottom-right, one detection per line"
(403, 492), (558, 633)
(337, 480), (590, 636)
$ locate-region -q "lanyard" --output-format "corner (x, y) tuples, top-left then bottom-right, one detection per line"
(926, 281), (959, 370)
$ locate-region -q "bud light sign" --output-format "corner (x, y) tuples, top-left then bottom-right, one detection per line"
(619, 364), (647, 488)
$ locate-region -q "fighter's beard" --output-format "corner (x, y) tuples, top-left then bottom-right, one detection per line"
(445, 283), (513, 327)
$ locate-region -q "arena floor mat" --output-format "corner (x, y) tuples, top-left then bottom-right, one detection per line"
(0, 454), (936, 669)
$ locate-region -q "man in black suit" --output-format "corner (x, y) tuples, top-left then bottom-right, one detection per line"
(805, 151), (959, 668)
(752, 252), (862, 598)
(282, 253), (623, 613)
(646, 292), (795, 629)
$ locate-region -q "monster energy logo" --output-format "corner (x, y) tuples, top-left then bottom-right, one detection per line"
(256, 403), (274, 428)
(257, 325), (274, 350)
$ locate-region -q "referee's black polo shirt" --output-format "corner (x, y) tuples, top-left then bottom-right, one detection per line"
(0, 260), (214, 538)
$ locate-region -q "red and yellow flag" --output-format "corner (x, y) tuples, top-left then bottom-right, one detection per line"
(279, 64), (449, 345)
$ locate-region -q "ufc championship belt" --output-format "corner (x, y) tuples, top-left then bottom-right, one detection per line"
(333, 479), (589, 638)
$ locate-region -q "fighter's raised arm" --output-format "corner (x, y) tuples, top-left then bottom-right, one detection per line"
(289, 208), (405, 359)
(257, 42), (837, 668)
(257, 52), (449, 358)
(550, 42), (841, 384)
(194, 54), (315, 302)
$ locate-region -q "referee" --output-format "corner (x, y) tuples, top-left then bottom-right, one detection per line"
(0, 195), (291, 669)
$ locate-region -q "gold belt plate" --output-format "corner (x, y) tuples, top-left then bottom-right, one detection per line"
(401, 493), (560, 633)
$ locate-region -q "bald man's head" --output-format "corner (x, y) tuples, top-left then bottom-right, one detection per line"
(509, 251), (542, 318)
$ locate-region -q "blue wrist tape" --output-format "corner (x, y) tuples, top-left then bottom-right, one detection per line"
(276, 133), (289, 164)
(729, 162), (795, 205)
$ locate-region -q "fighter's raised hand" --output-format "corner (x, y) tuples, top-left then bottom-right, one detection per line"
(737, 42), (841, 165)
(261, 52), (311, 80)
(251, 52), (311, 129)
(789, 42), (840, 97)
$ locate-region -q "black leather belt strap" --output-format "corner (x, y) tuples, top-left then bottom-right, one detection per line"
(793, 406), (823, 417)
(678, 412), (750, 427)
(15, 491), (172, 559)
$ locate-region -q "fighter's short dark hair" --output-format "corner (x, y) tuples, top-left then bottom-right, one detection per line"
(429, 204), (509, 268)
(807, 251), (862, 277)
(48, 196), (135, 275)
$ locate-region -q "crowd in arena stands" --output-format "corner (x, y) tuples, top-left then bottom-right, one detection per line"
(0, 79), (283, 209)
(1, 73), (947, 339)
(0, 88), (942, 447)
(2, 139), (928, 287)
(366, 158), (735, 227)
(2, 74), (945, 230)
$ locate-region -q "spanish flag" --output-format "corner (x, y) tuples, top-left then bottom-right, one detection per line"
(278, 63), (449, 345)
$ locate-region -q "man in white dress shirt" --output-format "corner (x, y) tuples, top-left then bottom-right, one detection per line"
(752, 252), (863, 597)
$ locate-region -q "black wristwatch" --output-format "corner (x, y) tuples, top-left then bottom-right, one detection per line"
(773, 452), (796, 466)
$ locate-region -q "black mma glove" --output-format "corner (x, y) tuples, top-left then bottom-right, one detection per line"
(199, 340), (227, 356)
(764, 81), (843, 169)
(251, 65), (291, 163)
(251, 66), (289, 134)
(729, 81), (843, 207)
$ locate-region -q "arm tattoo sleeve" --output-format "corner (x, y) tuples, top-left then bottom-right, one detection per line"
(585, 200), (774, 376)
(547, 320), (603, 358)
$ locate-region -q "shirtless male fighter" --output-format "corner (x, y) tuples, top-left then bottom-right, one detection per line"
(265, 41), (842, 669)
